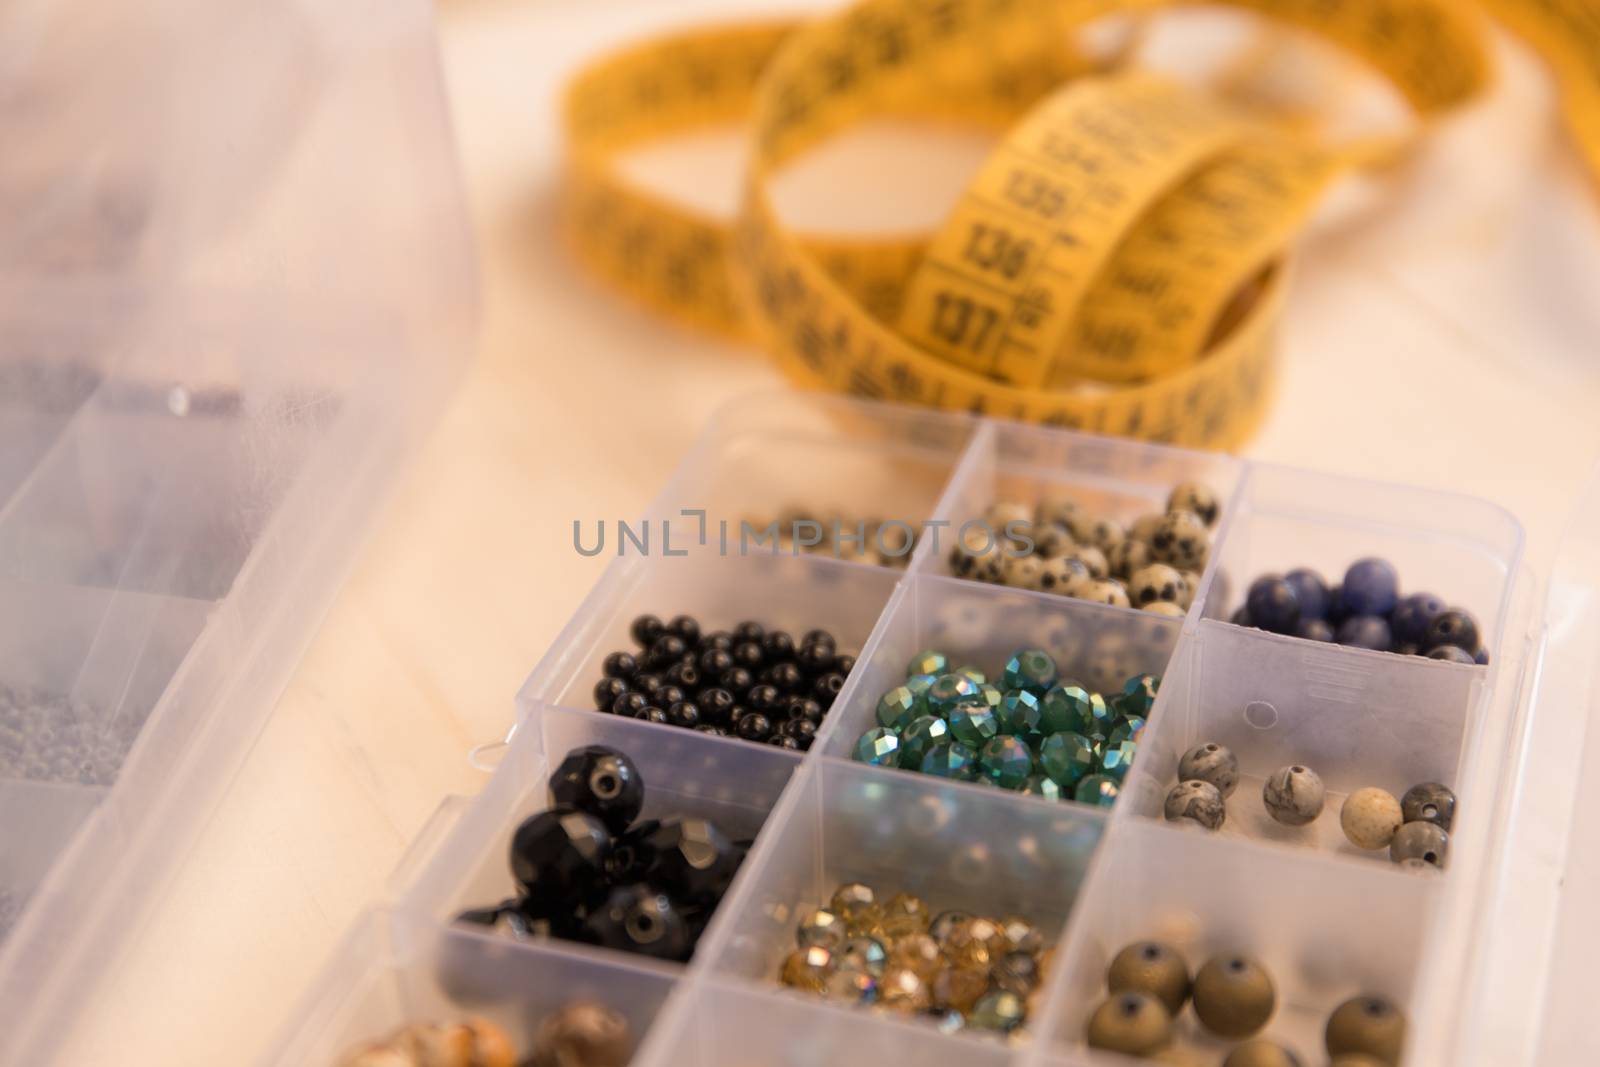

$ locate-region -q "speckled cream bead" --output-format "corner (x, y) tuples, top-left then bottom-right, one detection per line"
(1341, 788), (1403, 851)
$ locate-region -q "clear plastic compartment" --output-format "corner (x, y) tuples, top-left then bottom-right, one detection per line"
(270, 392), (1541, 1066)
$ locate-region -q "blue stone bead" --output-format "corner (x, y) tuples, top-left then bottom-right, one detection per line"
(1229, 606), (1252, 627)
(854, 727), (902, 766)
(920, 741), (979, 780)
(1340, 558), (1398, 617)
(1297, 618), (1335, 642)
(1337, 614), (1393, 651)
(1284, 568), (1330, 620)
(926, 673), (982, 715)
(1475, 647), (1490, 665)
(1425, 608), (1481, 656)
(1002, 649), (1059, 693)
(899, 715), (951, 768)
(1392, 592), (1446, 647)
(997, 689), (1046, 746)
(1245, 575), (1300, 634)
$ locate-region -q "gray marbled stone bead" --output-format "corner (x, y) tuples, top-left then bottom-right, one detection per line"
(1390, 821), (1449, 868)
(1262, 764), (1325, 826)
(1178, 741), (1240, 797)
(1400, 781), (1456, 831)
(1164, 780), (1226, 830)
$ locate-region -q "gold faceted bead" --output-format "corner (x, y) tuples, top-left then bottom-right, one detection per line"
(932, 963), (991, 1015)
(836, 935), (889, 978)
(888, 932), (944, 981)
(1107, 941), (1192, 1016)
(1193, 955), (1276, 1039)
(880, 892), (932, 939)
(999, 915), (1044, 957)
(797, 907), (848, 951)
(944, 917), (1005, 970)
(928, 908), (974, 945)
(1325, 995), (1406, 1065)
(824, 967), (879, 1004)
(992, 951), (1043, 996)
(781, 946), (834, 993)
(1087, 992), (1174, 1057)
(529, 1003), (631, 1067)
(830, 882), (883, 934)
(878, 965), (934, 1014)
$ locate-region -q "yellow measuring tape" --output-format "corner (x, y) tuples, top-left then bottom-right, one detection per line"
(561, 0), (1589, 449)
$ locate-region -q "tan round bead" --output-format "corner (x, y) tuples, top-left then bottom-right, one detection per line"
(1086, 992), (1174, 1057)
(932, 964), (989, 1014)
(888, 932), (943, 981)
(945, 917), (1004, 969)
(1325, 995), (1406, 1065)
(830, 882), (882, 933)
(1193, 955), (1276, 1039)
(1341, 788), (1404, 851)
(1222, 1037), (1304, 1067)
(781, 946), (834, 993)
(878, 965), (933, 1013)
(880, 892), (931, 940)
(1107, 940), (1191, 1015)
(797, 907), (848, 950)
(999, 914), (1044, 956)
(529, 1002), (632, 1067)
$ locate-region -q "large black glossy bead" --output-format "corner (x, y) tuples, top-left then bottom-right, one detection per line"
(747, 684), (783, 714)
(720, 667), (754, 696)
(656, 685), (687, 709)
(642, 816), (740, 904)
(612, 691), (648, 717)
(594, 677), (630, 711)
(632, 673), (664, 700)
(700, 630), (735, 652)
(801, 628), (835, 650)
(667, 701), (702, 728)
(768, 735), (801, 750)
(767, 661), (803, 692)
(549, 746), (645, 833)
(698, 687), (736, 725)
(647, 634), (688, 668)
(664, 660), (701, 690)
(734, 620), (766, 643)
(582, 884), (692, 961)
(812, 672), (847, 706)
(1424, 609), (1480, 655)
(630, 614), (665, 648)
(796, 642), (835, 674)
(667, 614), (701, 645)
(786, 696), (824, 724)
(736, 712), (774, 741)
(832, 653), (856, 676)
(602, 651), (637, 679)
(510, 808), (612, 910)
(762, 630), (796, 661)
(695, 724), (729, 736)
(732, 641), (765, 669)
(699, 648), (734, 676)
(781, 718), (818, 748)
(635, 706), (668, 724)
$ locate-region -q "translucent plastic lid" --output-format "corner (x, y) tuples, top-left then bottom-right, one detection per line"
(0, 0), (473, 1060)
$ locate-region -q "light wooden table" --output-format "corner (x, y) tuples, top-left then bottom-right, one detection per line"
(56, 3), (1600, 1062)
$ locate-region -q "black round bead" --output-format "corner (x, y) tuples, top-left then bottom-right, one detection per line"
(812, 672), (846, 705)
(700, 630), (735, 652)
(699, 648), (734, 676)
(734, 620), (766, 643)
(648, 634), (688, 668)
(736, 712), (774, 741)
(732, 641), (765, 669)
(548, 745), (645, 833)
(630, 614), (666, 648)
(509, 808), (612, 909)
(594, 677), (630, 711)
(664, 661), (701, 690)
(780, 718), (818, 745)
(786, 697), (824, 724)
(667, 701), (702, 728)
(632, 673), (664, 700)
(695, 724), (729, 736)
(727, 704), (749, 726)
(767, 661), (804, 692)
(832, 653), (856, 675)
(747, 684), (783, 713)
(801, 629), (835, 650)
(640, 816), (740, 904)
(612, 691), (648, 717)
(602, 651), (637, 679)
(667, 614), (701, 645)
(656, 684), (687, 708)
(761, 630), (796, 661)
(635, 706), (669, 724)
(768, 735), (801, 750)
(698, 687), (736, 725)
(581, 884), (693, 962)
(796, 642), (835, 674)
(719, 667), (754, 695)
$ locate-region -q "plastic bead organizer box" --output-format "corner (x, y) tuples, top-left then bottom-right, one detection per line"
(271, 392), (1536, 1067)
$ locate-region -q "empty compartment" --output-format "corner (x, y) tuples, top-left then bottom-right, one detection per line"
(643, 976), (1014, 1067)
(1047, 821), (1440, 1065)
(399, 705), (802, 967)
(263, 909), (676, 1067)
(701, 757), (1105, 1042)
(644, 391), (978, 568)
(518, 551), (901, 731)
(1122, 619), (1481, 866)
(817, 574), (1182, 806)
(1206, 462), (1523, 659)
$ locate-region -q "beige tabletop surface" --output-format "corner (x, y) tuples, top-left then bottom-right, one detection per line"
(47, 1), (1600, 1063)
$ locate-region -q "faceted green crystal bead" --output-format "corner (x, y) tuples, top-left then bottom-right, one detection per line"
(1099, 738), (1138, 782)
(875, 685), (923, 730)
(1041, 683), (1113, 736)
(1075, 773), (1121, 807)
(1114, 673), (1160, 718)
(907, 649), (949, 678)
(1109, 716), (1146, 748)
(1022, 774), (1066, 801)
(905, 673), (937, 701)
(898, 715), (952, 769)
(1002, 648), (1059, 693)
(996, 689), (1046, 746)
(975, 682), (1004, 712)
(920, 741), (979, 780)
(979, 736), (1035, 789)
(854, 726), (902, 766)
(954, 665), (988, 686)
(927, 672), (982, 715)
(1038, 731), (1100, 786)
(948, 704), (1001, 747)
